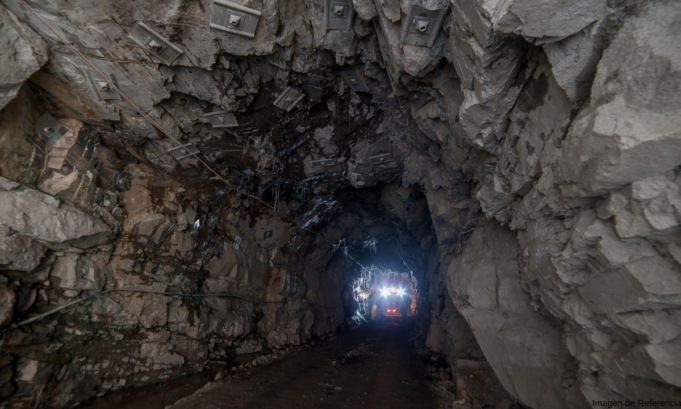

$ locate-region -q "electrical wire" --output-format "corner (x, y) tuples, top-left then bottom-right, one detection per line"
(11, 0), (412, 328)
(14, 0), (407, 272)
(14, 290), (111, 327)
(15, 0), (275, 212)
(11, 288), (338, 331)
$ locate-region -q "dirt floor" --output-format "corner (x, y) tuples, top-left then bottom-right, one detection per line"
(84, 319), (443, 409)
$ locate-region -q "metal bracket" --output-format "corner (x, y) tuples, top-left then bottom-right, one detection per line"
(324, 0), (354, 31)
(83, 69), (121, 101)
(233, 236), (242, 249)
(340, 71), (370, 93)
(113, 171), (132, 192)
(264, 230), (273, 239)
(204, 111), (238, 128)
(399, 4), (448, 47)
(369, 153), (394, 165)
(128, 22), (183, 65)
(405, 91), (433, 110)
(273, 87), (305, 112)
(311, 158), (336, 169)
(35, 112), (70, 146)
(210, 0), (261, 39)
(167, 142), (200, 160)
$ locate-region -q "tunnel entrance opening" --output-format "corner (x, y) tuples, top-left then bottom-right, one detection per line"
(351, 268), (417, 323)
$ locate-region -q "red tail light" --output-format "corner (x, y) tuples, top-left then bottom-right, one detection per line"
(386, 309), (390, 313)
(392, 309), (396, 313)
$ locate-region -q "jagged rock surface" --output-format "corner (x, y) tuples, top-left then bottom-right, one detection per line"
(0, 4), (48, 110)
(0, 0), (679, 407)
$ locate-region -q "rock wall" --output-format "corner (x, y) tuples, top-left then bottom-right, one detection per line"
(412, 0), (681, 407)
(0, 94), (350, 407)
(0, 0), (679, 407)
(0, 4), (48, 111)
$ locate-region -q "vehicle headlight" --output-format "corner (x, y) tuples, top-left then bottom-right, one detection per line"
(397, 288), (406, 296)
(380, 288), (390, 297)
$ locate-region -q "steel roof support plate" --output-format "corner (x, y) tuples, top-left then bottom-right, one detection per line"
(35, 112), (70, 146)
(369, 153), (394, 165)
(399, 4), (448, 47)
(340, 71), (370, 93)
(324, 0), (354, 31)
(210, 0), (261, 39)
(311, 158), (337, 168)
(167, 142), (200, 160)
(128, 22), (183, 65)
(83, 69), (121, 101)
(204, 111), (239, 128)
(273, 87), (305, 112)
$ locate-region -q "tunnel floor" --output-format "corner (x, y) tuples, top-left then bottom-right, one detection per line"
(86, 320), (440, 409)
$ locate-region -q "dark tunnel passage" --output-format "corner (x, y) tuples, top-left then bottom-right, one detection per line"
(1, 0), (680, 408)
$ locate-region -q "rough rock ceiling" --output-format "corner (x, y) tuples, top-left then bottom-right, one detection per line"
(1, 0), (680, 408)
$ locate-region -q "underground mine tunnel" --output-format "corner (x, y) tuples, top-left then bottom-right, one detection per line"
(0, 0), (680, 407)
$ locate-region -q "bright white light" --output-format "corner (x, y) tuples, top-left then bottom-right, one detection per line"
(397, 288), (406, 296)
(380, 288), (390, 297)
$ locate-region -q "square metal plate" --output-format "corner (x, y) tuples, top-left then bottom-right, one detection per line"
(406, 91), (433, 110)
(324, 0), (354, 31)
(210, 0), (261, 39)
(311, 158), (336, 168)
(167, 142), (200, 160)
(273, 87), (305, 112)
(340, 71), (370, 93)
(205, 111), (238, 128)
(128, 22), (183, 65)
(84, 69), (121, 101)
(400, 4), (448, 47)
(35, 112), (70, 147)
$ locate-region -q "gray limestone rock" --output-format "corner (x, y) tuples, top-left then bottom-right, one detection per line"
(449, 221), (588, 409)
(50, 253), (107, 291)
(448, 222), (587, 408)
(0, 183), (113, 249)
(0, 226), (46, 271)
(485, 0), (606, 42)
(0, 286), (15, 326)
(0, 3), (48, 110)
(559, 1), (681, 196)
(353, 0), (377, 20)
(543, 20), (603, 104)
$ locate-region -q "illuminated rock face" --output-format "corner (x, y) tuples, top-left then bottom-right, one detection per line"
(0, 0), (679, 406)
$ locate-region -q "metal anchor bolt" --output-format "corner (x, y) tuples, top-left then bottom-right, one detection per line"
(229, 15), (242, 27)
(146, 39), (162, 50)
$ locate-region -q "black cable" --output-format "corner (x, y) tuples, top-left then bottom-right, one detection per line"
(114, 289), (297, 304)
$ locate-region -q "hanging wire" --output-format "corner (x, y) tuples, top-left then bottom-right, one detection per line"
(11, 0), (419, 330)
(14, 0), (276, 212)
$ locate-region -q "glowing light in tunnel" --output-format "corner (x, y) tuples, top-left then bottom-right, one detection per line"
(396, 288), (406, 296)
(380, 288), (390, 297)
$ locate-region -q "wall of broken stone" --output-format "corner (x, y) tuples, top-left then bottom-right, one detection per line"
(0, 0), (679, 407)
(403, 1), (681, 407)
(0, 92), (351, 408)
